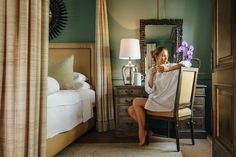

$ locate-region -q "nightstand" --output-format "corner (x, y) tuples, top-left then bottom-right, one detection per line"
(114, 84), (207, 139)
(179, 84), (207, 138)
(114, 85), (148, 138)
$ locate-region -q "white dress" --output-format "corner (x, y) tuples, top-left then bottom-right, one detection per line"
(144, 61), (191, 112)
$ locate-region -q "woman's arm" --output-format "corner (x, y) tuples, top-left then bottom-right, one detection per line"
(165, 60), (192, 71)
(145, 67), (157, 94)
(166, 64), (183, 71)
(148, 67), (157, 88)
(158, 63), (183, 72)
(148, 74), (155, 88)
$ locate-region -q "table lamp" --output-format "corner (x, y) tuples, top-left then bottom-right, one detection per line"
(119, 38), (141, 85)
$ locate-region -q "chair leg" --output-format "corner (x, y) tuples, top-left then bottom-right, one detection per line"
(189, 118), (195, 145)
(145, 116), (149, 144)
(175, 121), (180, 152)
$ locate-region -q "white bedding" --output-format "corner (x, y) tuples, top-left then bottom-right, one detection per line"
(47, 88), (95, 138)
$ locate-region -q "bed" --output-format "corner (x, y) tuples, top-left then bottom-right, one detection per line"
(47, 43), (95, 157)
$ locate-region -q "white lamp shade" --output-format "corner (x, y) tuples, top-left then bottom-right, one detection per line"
(119, 38), (141, 60)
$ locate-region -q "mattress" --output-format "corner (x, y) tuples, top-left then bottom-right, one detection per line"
(47, 88), (95, 138)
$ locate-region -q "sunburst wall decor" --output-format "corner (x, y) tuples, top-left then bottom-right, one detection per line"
(49, 0), (68, 40)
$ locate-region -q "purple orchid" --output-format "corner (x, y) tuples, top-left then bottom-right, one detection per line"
(177, 46), (185, 53)
(181, 41), (188, 47)
(187, 51), (193, 56)
(189, 45), (194, 51)
(175, 41), (194, 62)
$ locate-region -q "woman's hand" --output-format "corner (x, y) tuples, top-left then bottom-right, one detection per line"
(150, 66), (157, 76)
(157, 65), (169, 72)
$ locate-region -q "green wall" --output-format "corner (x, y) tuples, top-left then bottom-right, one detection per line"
(50, 0), (96, 42)
(107, 0), (212, 133)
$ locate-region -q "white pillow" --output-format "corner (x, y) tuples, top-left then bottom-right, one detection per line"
(47, 77), (60, 95)
(73, 72), (88, 82)
(74, 81), (91, 90)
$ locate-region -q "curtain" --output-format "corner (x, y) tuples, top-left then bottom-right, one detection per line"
(0, 0), (49, 156)
(95, 0), (115, 132)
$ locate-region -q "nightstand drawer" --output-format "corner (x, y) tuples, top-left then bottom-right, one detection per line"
(117, 117), (137, 130)
(117, 121), (138, 131)
(117, 97), (134, 104)
(194, 97), (205, 106)
(117, 88), (143, 96)
(195, 88), (205, 95)
(193, 105), (205, 117)
(117, 105), (129, 116)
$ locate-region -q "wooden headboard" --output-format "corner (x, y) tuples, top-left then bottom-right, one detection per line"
(49, 43), (95, 87)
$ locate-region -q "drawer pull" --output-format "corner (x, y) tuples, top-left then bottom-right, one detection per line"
(125, 99), (132, 103)
(125, 90), (133, 94)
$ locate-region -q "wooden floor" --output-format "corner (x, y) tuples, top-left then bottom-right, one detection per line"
(76, 129), (212, 157)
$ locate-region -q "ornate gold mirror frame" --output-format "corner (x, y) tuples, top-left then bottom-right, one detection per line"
(139, 19), (183, 75)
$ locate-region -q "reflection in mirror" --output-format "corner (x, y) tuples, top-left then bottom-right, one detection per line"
(145, 25), (176, 71)
(139, 19), (183, 75)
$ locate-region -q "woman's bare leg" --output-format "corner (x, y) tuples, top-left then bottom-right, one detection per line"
(128, 97), (147, 123)
(128, 106), (137, 122)
(131, 97), (147, 145)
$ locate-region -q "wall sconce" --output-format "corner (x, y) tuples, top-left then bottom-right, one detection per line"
(119, 38), (141, 85)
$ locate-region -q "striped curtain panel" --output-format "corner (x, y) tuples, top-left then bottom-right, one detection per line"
(95, 0), (115, 132)
(0, 0), (49, 157)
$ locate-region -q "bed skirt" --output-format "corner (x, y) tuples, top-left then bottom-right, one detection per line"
(46, 117), (95, 157)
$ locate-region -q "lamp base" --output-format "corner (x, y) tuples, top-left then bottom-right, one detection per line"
(122, 61), (137, 85)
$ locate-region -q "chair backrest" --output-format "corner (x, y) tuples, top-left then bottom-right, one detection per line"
(174, 67), (198, 117)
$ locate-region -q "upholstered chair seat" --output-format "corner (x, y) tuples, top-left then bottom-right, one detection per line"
(146, 108), (192, 118)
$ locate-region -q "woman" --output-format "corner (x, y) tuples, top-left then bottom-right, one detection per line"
(128, 46), (190, 146)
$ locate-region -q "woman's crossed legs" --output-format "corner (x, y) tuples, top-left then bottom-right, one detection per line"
(128, 97), (147, 146)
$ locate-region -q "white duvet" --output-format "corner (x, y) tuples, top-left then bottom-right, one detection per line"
(47, 88), (95, 138)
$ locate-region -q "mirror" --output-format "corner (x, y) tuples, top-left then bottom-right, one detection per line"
(139, 19), (183, 75)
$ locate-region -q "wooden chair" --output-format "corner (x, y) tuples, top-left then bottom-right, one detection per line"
(145, 67), (198, 151)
